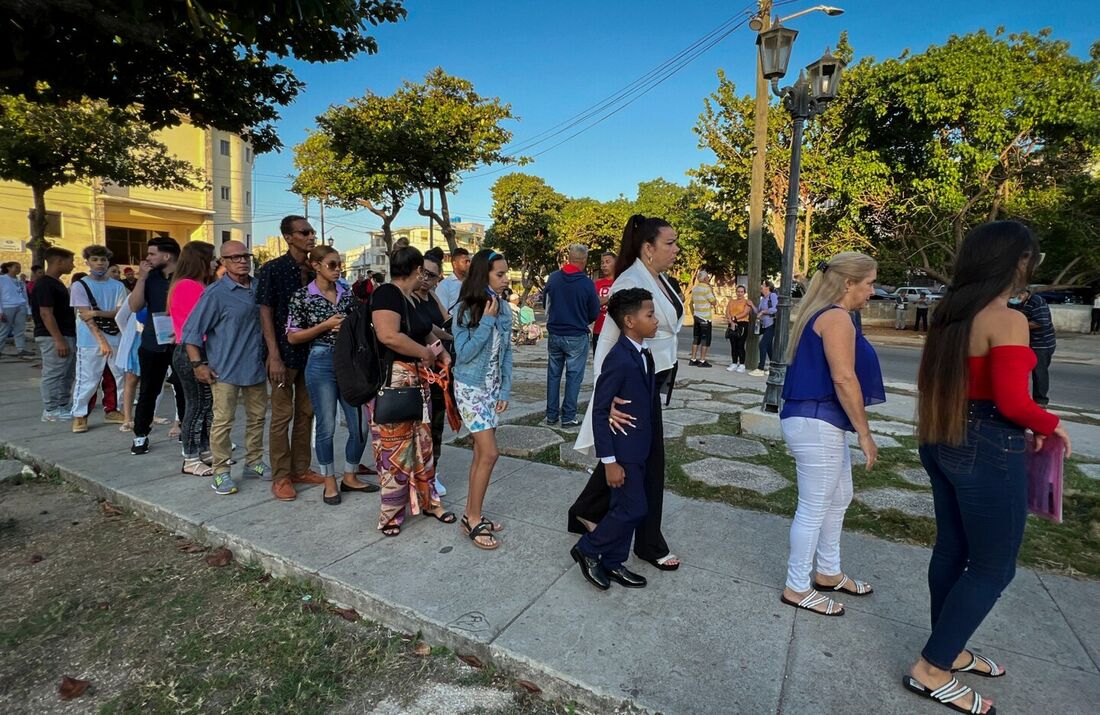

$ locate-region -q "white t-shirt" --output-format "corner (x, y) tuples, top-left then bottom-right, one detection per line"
(70, 276), (127, 349)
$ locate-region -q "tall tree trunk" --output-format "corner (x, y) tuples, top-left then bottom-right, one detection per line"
(28, 185), (50, 266)
(358, 196), (402, 254)
(417, 186), (458, 254)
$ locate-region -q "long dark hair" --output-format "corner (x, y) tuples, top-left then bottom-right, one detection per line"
(917, 220), (1041, 445)
(614, 214), (672, 277)
(169, 241), (215, 305)
(457, 248), (507, 329)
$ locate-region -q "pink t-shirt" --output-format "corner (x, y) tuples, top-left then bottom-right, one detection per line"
(169, 278), (207, 342)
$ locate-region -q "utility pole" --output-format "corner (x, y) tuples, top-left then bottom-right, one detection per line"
(428, 189), (435, 249)
(746, 0), (772, 370)
(319, 197), (326, 242)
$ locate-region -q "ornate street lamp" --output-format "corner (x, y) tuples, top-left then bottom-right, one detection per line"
(758, 33), (847, 413)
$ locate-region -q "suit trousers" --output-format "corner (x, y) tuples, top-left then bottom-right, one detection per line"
(211, 382), (267, 475)
(268, 367), (314, 479)
(577, 461), (648, 570)
(568, 369), (672, 562)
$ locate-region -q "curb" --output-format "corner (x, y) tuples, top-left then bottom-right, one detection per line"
(2, 439), (645, 715)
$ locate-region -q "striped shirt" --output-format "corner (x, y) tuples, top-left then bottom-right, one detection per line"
(1014, 294), (1056, 351)
(691, 283), (716, 322)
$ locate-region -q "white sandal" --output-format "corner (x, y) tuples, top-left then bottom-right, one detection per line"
(781, 589), (845, 617)
(181, 459), (215, 477)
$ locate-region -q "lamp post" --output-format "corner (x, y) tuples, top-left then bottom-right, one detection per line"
(758, 26), (845, 413)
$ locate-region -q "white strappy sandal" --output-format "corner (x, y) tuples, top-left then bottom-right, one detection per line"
(903, 675), (995, 714)
(813, 574), (874, 596)
(780, 589), (845, 617)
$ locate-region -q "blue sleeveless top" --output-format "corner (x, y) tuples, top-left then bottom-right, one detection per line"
(780, 306), (886, 432)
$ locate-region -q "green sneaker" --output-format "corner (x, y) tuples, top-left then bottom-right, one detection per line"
(210, 473), (238, 495)
(243, 462), (272, 481)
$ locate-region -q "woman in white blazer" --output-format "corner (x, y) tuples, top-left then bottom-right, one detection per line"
(569, 214), (685, 571)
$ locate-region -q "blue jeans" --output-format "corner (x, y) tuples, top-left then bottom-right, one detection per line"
(546, 333), (589, 422)
(918, 401), (1028, 671)
(757, 323), (776, 370)
(304, 344), (366, 476)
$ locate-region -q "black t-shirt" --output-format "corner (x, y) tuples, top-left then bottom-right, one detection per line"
(30, 275), (76, 338)
(371, 283), (433, 362)
(140, 268), (172, 352)
(413, 292), (444, 330)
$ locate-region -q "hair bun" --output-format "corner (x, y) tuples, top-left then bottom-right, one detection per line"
(630, 214), (646, 229)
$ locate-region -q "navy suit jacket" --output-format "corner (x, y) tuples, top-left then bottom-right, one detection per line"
(592, 335), (655, 465)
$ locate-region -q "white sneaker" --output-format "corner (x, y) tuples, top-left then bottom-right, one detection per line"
(41, 410), (58, 422)
(436, 476), (447, 497)
(737, 364), (746, 373)
(726, 364), (737, 372)
(748, 369), (766, 377)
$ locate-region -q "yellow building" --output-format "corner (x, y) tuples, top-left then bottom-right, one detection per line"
(0, 122), (253, 269)
(364, 222), (485, 279)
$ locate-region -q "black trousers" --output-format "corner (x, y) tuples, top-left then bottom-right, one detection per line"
(567, 369), (672, 562)
(428, 382), (445, 464)
(727, 322), (748, 364)
(914, 308), (929, 331)
(1031, 347), (1053, 406)
(1091, 308), (1100, 333)
(134, 346), (185, 438)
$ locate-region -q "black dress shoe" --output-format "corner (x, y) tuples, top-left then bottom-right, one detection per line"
(340, 481), (380, 493)
(323, 491), (341, 505)
(570, 545), (610, 591)
(606, 566), (648, 588)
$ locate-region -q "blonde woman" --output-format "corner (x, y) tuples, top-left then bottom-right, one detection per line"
(779, 253), (885, 617)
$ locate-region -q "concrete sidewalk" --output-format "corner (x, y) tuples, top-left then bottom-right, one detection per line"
(3, 361), (1099, 714)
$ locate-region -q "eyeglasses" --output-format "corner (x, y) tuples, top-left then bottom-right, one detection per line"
(322, 261), (343, 270)
(421, 268), (440, 280)
(293, 229), (317, 236)
(221, 253), (253, 263)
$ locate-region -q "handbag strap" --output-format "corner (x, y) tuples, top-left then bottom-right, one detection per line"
(77, 279), (100, 311)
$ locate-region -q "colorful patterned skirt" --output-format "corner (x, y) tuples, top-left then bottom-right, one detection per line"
(370, 361), (440, 529)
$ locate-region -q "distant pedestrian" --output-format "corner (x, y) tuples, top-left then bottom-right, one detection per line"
(453, 249), (514, 550)
(724, 285), (752, 372)
(435, 247), (470, 315)
(182, 241), (269, 496)
(169, 241), (217, 475)
(688, 269), (717, 367)
(121, 267), (137, 292)
(1091, 292), (1099, 335)
(68, 245), (127, 433)
(544, 243), (600, 426)
(780, 254), (884, 618)
(592, 251), (616, 355)
(913, 293), (929, 331)
(256, 215), (320, 501)
(749, 281), (778, 376)
(0, 261), (33, 357)
(905, 221), (1071, 715)
(30, 247), (76, 422)
(1009, 287), (1056, 406)
(287, 245), (378, 504)
(27, 264), (44, 295)
(894, 292), (909, 329)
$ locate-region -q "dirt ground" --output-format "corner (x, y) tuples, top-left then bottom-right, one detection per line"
(0, 473), (575, 715)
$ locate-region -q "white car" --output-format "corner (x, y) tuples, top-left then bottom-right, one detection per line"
(890, 286), (940, 302)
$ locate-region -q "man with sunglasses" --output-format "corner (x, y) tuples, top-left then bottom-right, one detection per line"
(255, 215), (320, 501)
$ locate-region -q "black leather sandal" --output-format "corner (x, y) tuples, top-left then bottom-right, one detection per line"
(425, 509), (457, 523)
(460, 516), (499, 550)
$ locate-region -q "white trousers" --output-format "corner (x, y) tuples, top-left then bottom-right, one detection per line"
(782, 416), (853, 592)
(70, 344), (123, 418)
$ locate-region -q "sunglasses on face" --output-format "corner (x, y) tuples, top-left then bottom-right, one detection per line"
(322, 261), (343, 270)
(222, 253), (253, 263)
(293, 229), (317, 236)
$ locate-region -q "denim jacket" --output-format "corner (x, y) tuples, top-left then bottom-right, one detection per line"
(452, 301), (513, 401)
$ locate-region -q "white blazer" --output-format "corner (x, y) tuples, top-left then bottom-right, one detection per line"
(574, 261), (684, 454)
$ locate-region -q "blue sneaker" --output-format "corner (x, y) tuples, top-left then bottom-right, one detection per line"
(243, 462), (272, 481)
(210, 473), (238, 495)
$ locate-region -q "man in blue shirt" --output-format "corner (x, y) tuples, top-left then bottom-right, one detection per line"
(69, 245), (128, 432)
(543, 243), (600, 426)
(183, 240), (268, 496)
(1011, 288), (1057, 406)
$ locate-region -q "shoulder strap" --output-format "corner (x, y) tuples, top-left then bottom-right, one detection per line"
(77, 279), (100, 310)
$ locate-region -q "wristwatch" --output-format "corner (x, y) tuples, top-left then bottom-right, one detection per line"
(189, 359), (206, 367)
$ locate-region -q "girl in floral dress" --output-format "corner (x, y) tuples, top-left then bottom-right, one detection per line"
(452, 249), (513, 550)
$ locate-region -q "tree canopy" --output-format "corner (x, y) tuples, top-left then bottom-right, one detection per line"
(0, 0), (407, 153)
(485, 173), (566, 299)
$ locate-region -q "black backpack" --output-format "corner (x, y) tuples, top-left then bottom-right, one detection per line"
(334, 302), (382, 407)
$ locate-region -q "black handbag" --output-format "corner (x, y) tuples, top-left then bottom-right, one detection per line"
(371, 295), (424, 424)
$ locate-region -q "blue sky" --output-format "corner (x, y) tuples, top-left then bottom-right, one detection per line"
(250, 0), (1100, 251)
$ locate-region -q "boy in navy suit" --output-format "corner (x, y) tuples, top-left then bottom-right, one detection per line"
(571, 288), (659, 590)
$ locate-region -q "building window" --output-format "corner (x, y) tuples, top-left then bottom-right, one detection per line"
(220, 139), (231, 156)
(28, 209), (62, 238)
(220, 186), (230, 201)
(105, 226), (153, 265)
(245, 191), (251, 206)
(244, 147), (252, 163)
(221, 230), (231, 243)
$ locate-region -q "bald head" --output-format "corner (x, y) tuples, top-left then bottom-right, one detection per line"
(222, 240), (246, 254)
(219, 241), (252, 281)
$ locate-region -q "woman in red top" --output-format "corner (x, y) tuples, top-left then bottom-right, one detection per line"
(904, 222), (1072, 715)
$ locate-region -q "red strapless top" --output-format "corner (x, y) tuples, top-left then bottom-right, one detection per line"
(968, 345), (1059, 435)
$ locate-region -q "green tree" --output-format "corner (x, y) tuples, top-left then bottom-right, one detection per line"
(0, 95), (205, 263)
(554, 196), (635, 262)
(485, 173), (566, 301)
(0, 1), (407, 152)
(291, 127), (413, 252)
(325, 68), (524, 253)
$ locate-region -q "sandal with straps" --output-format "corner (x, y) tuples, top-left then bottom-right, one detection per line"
(460, 515), (500, 551)
(952, 652), (1005, 679)
(902, 675), (996, 714)
(813, 574), (874, 596)
(780, 590), (845, 617)
(181, 459), (215, 477)
(380, 522), (401, 537)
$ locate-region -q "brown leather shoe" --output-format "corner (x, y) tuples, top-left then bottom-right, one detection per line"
(272, 478), (297, 501)
(291, 469), (325, 485)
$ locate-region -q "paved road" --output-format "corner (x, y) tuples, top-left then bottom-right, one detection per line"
(678, 331), (1100, 412)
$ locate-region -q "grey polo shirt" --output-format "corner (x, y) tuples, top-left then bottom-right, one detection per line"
(181, 275), (266, 386)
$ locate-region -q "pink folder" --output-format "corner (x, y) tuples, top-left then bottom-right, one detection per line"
(1026, 434), (1065, 524)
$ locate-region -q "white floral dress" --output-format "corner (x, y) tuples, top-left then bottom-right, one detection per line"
(454, 328), (503, 433)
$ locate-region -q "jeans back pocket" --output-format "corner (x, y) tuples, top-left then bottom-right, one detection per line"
(937, 442), (978, 476)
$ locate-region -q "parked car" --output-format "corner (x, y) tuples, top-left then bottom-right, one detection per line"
(890, 286), (939, 302)
(869, 287), (893, 301)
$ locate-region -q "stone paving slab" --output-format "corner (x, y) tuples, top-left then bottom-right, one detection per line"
(494, 425), (562, 457)
(855, 488), (934, 518)
(897, 468), (931, 487)
(850, 432), (902, 449)
(687, 399), (740, 414)
(868, 420), (916, 437)
(662, 408), (719, 427)
(1078, 464), (1100, 481)
(685, 434), (768, 458)
(682, 457), (790, 495)
(557, 442), (593, 469)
